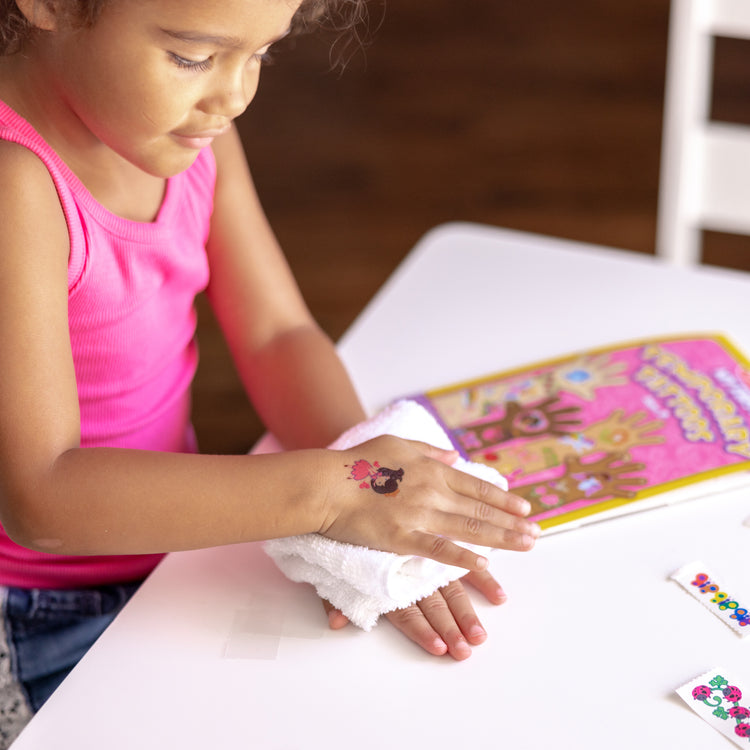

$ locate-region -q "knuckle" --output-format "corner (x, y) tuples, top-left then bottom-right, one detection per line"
(440, 581), (466, 607)
(419, 595), (448, 618)
(475, 477), (492, 501)
(429, 535), (449, 559)
(463, 516), (483, 537)
(475, 500), (493, 521)
(389, 605), (424, 627)
(477, 479), (495, 500)
(474, 479), (497, 505)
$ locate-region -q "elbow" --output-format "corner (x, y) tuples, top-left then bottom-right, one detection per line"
(2, 517), (65, 554)
(3, 524), (63, 554)
(0, 510), (39, 553)
(0, 485), (63, 553)
(0, 443), (84, 553)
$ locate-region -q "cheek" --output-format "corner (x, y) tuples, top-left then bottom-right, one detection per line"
(246, 68), (262, 103)
(76, 43), (187, 131)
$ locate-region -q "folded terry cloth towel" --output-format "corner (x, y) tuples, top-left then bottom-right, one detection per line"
(264, 399), (508, 631)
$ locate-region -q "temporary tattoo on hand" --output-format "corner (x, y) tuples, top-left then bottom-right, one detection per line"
(346, 459), (404, 496)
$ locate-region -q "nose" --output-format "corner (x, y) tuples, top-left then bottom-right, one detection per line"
(200, 65), (259, 120)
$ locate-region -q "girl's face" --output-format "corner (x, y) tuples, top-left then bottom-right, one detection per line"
(40, 0), (301, 177)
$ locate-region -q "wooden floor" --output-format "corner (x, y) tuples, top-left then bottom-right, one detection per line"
(192, 0), (750, 455)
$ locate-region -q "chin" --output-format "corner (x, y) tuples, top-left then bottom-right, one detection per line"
(138, 149), (203, 179)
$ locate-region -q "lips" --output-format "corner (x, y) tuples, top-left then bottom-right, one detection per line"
(171, 125), (230, 150)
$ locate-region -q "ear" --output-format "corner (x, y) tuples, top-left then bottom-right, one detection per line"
(13, 0), (60, 32)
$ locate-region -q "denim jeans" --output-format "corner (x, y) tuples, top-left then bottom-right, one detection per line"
(0, 581), (141, 748)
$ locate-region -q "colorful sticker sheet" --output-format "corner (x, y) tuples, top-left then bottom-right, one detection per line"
(407, 334), (750, 532)
(671, 561), (750, 638)
(677, 668), (750, 746)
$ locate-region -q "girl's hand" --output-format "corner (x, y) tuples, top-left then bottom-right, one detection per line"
(322, 570), (506, 660)
(319, 435), (540, 569)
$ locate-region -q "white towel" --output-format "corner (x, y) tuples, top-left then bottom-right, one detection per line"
(264, 399), (508, 631)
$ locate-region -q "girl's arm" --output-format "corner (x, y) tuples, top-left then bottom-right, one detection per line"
(205, 126), (367, 450)
(0, 140), (328, 553)
(0, 138), (537, 567)
(202, 128), (538, 567)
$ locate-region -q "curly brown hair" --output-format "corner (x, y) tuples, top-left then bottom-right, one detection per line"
(0, 0), (369, 56)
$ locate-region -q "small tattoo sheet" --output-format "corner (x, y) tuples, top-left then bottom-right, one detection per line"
(676, 668), (750, 746)
(671, 560), (750, 638)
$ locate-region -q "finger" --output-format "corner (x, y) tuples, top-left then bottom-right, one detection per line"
(438, 579), (490, 646)
(412, 502), (539, 559)
(408, 440), (459, 467)
(409, 532), (492, 572)
(441, 480), (542, 542)
(320, 598), (350, 630)
(462, 569), (508, 605)
(385, 604), (449, 657)
(447, 472), (532, 518)
(408, 526), (535, 571)
(417, 584), (475, 659)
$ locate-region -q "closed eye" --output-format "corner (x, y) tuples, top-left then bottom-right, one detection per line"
(168, 52), (213, 72)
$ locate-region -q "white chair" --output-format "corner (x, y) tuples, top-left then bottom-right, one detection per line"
(656, 0), (750, 266)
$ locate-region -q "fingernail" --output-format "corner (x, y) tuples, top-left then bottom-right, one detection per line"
(520, 500), (531, 515)
(522, 534), (535, 547)
(432, 638), (448, 654)
(476, 556), (489, 571)
(469, 624), (486, 640)
(529, 523), (542, 537)
(453, 638), (472, 659)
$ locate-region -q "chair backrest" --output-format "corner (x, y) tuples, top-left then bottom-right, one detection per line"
(656, 0), (750, 265)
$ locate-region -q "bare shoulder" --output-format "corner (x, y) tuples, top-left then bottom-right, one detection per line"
(0, 139), (69, 259)
(0, 138), (66, 206)
(0, 137), (58, 185)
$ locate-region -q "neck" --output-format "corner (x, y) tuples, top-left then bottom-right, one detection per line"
(0, 52), (167, 223)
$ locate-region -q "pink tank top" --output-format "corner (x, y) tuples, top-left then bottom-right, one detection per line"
(0, 100), (215, 588)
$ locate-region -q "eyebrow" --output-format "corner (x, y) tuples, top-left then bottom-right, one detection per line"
(161, 27), (291, 50)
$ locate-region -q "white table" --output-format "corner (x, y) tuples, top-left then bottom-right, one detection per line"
(14, 224), (750, 749)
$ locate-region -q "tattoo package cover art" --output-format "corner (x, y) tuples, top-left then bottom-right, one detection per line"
(407, 333), (750, 534)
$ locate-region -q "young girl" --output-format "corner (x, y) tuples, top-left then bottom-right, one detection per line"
(0, 0), (539, 742)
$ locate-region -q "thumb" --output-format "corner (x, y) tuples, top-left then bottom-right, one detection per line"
(412, 441), (459, 467)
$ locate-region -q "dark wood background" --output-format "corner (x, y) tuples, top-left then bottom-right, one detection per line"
(192, 0), (750, 455)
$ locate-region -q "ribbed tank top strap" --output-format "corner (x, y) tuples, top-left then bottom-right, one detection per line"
(0, 106), (87, 290)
